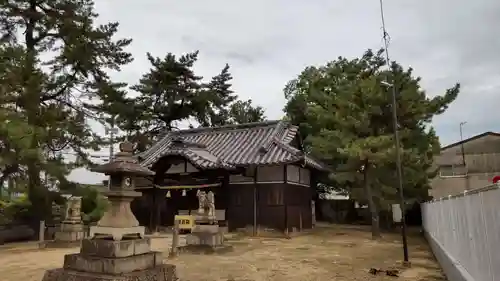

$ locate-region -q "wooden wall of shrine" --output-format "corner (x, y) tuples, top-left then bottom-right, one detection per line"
(227, 164), (314, 232)
(131, 157), (316, 233)
(227, 183), (313, 232)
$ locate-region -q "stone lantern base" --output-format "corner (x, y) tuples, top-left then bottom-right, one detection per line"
(48, 221), (84, 248)
(41, 238), (178, 281)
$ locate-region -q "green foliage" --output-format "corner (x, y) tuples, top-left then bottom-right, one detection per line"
(227, 100), (266, 125)
(0, 0), (265, 224)
(67, 184), (108, 223)
(0, 45), (36, 187)
(0, 195), (32, 224)
(0, 199), (10, 224)
(0, 0), (132, 219)
(284, 49), (459, 206)
(97, 51), (266, 152)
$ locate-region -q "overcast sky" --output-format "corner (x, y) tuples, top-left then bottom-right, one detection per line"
(68, 0), (500, 184)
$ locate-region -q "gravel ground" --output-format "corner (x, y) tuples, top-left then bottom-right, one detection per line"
(0, 224), (446, 281)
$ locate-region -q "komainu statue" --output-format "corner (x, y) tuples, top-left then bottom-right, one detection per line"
(196, 190), (206, 215)
(196, 190), (215, 218)
(206, 191), (215, 217)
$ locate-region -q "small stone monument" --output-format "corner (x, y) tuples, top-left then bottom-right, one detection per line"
(52, 202), (63, 224)
(52, 196), (84, 246)
(41, 142), (178, 281)
(183, 189), (232, 253)
(46, 202), (63, 239)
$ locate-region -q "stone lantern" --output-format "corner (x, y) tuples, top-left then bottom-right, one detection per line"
(88, 141), (152, 240)
(42, 141), (178, 281)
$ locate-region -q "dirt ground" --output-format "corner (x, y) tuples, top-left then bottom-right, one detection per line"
(0, 224), (446, 281)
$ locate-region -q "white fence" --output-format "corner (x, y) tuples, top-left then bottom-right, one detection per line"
(422, 185), (500, 281)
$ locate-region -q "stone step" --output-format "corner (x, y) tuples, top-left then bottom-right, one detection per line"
(42, 263), (178, 281)
(80, 238), (151, 258)
(63, 251), (163, 275)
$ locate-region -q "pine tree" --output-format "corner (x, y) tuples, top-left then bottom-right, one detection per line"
(197, 64), (237, 127)
(0, 45), (33, 187)
(227, 100), (265, 124)
(284, 49), (459, 238)
(111, 51), (205, 151)
(110, 51), (266, 152)
(201, 65), (265, 126)
(0, 0), (132, 220)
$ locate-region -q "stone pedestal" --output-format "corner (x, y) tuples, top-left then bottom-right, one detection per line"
(50, 222), (84, 247)
(186, 225), (224, 246)
(42, 238), (178, 281)
(183, 222), (233, 254)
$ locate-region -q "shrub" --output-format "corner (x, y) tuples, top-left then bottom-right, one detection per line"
(0, 196), (32, 224)
(70, 185), (108, 223)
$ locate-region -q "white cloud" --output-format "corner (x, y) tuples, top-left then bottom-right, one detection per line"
(69, 0), (500, 183)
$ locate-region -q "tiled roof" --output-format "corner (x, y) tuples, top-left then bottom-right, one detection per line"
(138, 120), (329, 172)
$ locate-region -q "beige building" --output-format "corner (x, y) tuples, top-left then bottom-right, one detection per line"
(431, 132), (500, 199)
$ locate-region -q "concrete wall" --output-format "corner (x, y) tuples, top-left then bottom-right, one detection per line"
(431, 133), (500, 198)
(430, 172), (498, 198)
(422, 185), (500, 281)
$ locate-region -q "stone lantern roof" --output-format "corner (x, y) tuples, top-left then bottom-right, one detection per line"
(91, 142), (154, 176)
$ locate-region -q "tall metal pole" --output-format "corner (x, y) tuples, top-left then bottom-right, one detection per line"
(459, 122), (467, 165)
(379, 0), (409, 263)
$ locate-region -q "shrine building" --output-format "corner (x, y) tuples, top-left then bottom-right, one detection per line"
(131, 120), (330, 233)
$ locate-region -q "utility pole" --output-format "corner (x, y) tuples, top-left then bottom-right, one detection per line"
(378, 0), (409, 264)
(460, 122), (467, 165)
(459, 121), (469, 189)
(105, 115), (118, 189)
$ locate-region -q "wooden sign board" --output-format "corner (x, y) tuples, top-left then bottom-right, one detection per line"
(174, 215), (195, 230)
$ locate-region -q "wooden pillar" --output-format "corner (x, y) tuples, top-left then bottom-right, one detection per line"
(38, 220), (45, 249)
(155, 188), (162, 232)
(149, 191), (154, 232)
(223, 173), (230, 231)
(299, 211), (303, 231)
(253, 166), (258, 236)
(284, 186), (288, 236)
(311, 172), (319, 229)
(151, 172), (162, 233)
(284, 165), (288, 233)
(169, 218), (179, 258)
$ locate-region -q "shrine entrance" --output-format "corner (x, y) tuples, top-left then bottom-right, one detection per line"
(132, 155), (232, 233)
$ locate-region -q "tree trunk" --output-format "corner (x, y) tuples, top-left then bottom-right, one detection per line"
(25, 1), (49, 223)
(363, 162), (381, 239)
